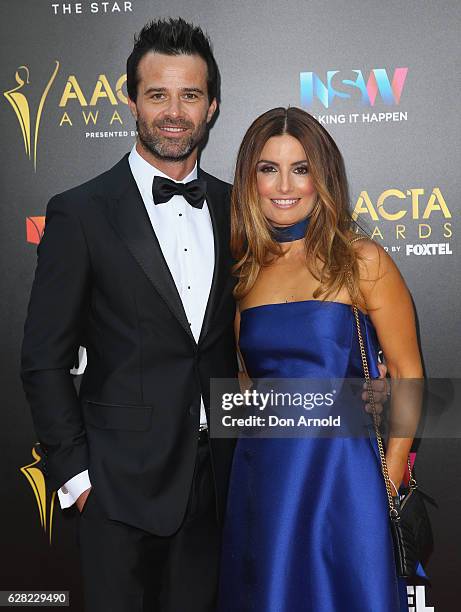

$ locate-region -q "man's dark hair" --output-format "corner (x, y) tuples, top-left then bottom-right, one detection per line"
(127, 17), (219, 103)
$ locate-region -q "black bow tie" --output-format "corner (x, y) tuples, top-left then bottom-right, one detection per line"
(152, 176), (207, 209)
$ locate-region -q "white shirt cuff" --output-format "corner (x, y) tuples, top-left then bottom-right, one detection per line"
(57, 470), (91, 509)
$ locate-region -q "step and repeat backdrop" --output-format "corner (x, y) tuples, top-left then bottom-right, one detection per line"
(1, 0), (460, 609)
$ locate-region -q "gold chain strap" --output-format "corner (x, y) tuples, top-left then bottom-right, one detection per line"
(347, 236), (415, 518)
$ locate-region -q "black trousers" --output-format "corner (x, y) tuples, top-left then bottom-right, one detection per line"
(78, 435), (220, 612)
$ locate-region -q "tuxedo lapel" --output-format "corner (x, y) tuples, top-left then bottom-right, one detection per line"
(107, 157), (195, 343)
(198, 170), (230, 345)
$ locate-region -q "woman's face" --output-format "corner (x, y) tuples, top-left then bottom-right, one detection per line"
(256, 134), (317, 227)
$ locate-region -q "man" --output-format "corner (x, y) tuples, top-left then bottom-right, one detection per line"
(21, 18), (237, 611)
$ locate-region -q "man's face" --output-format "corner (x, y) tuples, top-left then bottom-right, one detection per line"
(128, 52), (217, 162)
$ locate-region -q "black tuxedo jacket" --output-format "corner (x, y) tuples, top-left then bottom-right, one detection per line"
(21, 154), (238, 535)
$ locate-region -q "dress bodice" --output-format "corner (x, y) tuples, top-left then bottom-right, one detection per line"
(239, 300), (380, 380)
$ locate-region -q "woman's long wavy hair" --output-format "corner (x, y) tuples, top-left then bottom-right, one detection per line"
(231, 107), (364, 302)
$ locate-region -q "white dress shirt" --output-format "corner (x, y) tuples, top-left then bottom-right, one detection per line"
(58, 146), (215, 508)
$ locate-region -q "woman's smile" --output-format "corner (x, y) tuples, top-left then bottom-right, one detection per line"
(270, 198), (301, 209)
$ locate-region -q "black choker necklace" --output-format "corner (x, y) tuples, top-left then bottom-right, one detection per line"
(271, 216), (310, 243)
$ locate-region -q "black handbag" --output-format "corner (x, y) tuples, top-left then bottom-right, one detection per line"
(388, 481), (433, 577)
(347, 242), (433, 578)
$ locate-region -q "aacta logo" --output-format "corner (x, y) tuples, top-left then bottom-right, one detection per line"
(300, 67), (408, 109)
(20, 445), (56, 544)
(5, 62), (129, 170)
(57, 71), (127, 126)
(352, 187), (452, 241)
(4, 62), (60, 171)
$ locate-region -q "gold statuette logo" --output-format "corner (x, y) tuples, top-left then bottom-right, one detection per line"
(4, 61), (60, 171)
(20, 446), (56, 544)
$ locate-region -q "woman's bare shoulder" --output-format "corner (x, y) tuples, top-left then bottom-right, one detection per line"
(348, 234), (395, 281)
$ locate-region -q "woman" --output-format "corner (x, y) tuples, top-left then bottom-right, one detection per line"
(218, 107), (422, 611)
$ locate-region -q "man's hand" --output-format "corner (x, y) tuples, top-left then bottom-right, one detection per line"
(76, 487), (92, 513)
(362, 362), (389, 418)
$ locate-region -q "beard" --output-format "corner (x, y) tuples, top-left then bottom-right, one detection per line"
(136, 115), (208, 162)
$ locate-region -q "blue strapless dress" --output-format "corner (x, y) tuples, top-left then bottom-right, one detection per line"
(218, 301), (409, 612)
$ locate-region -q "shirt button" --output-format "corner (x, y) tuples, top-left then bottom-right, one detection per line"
(188, 286), (191, 289)
(184, 248), (188, 251)
(179, 213), (182, 217)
